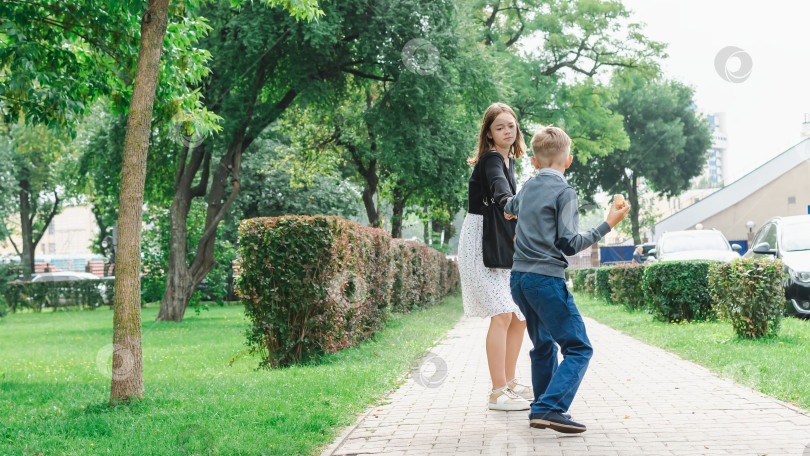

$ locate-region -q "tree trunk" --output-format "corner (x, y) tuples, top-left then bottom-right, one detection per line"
(17, 181), (59, 279)
(91, 205), (114, 275)
(423, 207), (430, 244)
(156, 175), (194, 322)
(361, 159), (380, 227)
(627, 174), (642, 245)
(91, 205), (110, 257)
(157, 264), (195, 321)
(110, 0), (170, 404)
(19, 181), (33, 280)
(391, 180), (409, 239)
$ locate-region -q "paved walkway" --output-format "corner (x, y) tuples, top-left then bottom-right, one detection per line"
(319, 315), (810, 456)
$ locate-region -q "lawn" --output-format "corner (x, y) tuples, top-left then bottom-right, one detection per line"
(0, 294), (463, 456)
(575, 292), (810, 410)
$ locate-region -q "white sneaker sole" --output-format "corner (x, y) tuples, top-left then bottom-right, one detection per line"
(488, 401), (531, 411)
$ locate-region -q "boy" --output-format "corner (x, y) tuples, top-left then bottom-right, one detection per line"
(504, 126), (630, 433)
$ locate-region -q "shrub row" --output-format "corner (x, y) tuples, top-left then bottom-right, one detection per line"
(643, 261), (715, 322)
(237, 215), (459, 368)
(609, 264), (646, 311)
(570, 258), (786, 338)
(2, 279), (113, 312)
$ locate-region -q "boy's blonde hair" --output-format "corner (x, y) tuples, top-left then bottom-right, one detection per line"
(530, 126), (571, 166)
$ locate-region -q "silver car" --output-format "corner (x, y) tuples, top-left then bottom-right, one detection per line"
(650, 229), (742, 263)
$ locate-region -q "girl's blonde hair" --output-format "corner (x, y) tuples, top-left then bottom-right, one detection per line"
(467, 102), (526, 165)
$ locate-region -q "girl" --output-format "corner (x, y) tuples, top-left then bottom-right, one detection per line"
(458, 102), (532, 411)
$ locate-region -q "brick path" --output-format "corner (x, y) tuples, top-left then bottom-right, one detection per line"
(319, 315), (810, 456)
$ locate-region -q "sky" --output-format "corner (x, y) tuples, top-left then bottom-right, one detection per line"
(621, 0), (810, 182)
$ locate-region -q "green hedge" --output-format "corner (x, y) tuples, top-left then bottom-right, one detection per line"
(595, 267), (613, 304)
(709, 259), (785, 338)
(389, 239), (457, 312)
(642, 261), (716, 322)
(609, 264), (646, 311)
(1, 279), (112, 312)
(237, 215), (459, 368)
(0, 263), (18, 318)
(571, 267), (594, 293)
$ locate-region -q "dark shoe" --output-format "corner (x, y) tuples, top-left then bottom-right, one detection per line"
(529, 411), (587, 434)
(531, 411), (572, 419)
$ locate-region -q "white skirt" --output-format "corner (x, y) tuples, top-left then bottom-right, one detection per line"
(457, 213), (525, 321)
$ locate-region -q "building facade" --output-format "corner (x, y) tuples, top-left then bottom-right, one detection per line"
(653, 138), (810, 243)
(704, 112), (729, 187)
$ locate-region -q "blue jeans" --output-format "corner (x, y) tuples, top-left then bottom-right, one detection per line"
(510, 271), (593, 417)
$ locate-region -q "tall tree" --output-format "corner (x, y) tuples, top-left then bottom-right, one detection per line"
(0, 122), (71, 279)
(156, 0), (470, 320)
(1, 0), (321, 402)
(472, 0), (665, 161)
(567, 70), (713, 244)
(111, 0), (321, 402)
(111, 0), (172, 403)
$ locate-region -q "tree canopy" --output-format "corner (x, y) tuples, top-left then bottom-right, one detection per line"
(567, 70), (713, 244)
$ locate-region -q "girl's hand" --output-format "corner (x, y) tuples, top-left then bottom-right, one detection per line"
(504, 212), (517, 220)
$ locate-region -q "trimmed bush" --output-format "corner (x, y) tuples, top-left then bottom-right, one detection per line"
(237, 215), (458, 368)
(571, 267), (594, 293)
(709, 258), (785, 338)
(642, 261), (716, 322)
(594, 267), (613, 304)
(609, 264), (646, 311)
(390, 239), (457, 312)
(2, 279), (111, 312)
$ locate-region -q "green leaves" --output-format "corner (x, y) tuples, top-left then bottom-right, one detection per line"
(566, 69), (713, 243)
(709, 259), (785, 339)
(237, 215), (458, 368)
(642, 260), (717, 323)
(0, 1), (141, 127)
(608, 264), (647, 311)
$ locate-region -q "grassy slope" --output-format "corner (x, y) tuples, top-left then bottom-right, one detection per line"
(0, 295), (463, 455)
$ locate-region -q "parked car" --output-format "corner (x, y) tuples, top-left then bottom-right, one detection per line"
(649, 229), (742, 263)
(635, 243), (657, 263)
(743, 215), (810, 317)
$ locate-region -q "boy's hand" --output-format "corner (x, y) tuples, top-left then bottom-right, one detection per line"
(504, 212), (517, 220)
(606, 202), (631, 228)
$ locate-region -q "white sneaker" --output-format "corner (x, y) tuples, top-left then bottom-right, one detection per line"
(488, 387), (531, 411)
(508, 379), (534, 402)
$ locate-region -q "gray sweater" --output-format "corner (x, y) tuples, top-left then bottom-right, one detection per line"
(504, 168), (611, 278)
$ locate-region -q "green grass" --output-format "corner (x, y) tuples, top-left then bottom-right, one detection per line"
(0, 294), (463, 455)
(575, 292), (810, 410)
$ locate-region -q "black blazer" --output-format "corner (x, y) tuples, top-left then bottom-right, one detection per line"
(467, 150), (516, 215)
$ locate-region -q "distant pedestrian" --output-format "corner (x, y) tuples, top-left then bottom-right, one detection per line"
(458, 102), (533, 412)
(506, 126), (630, 433)
(632, 246), (645, 265)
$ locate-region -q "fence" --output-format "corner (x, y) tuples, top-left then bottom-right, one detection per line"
(565, 246), (597, 270)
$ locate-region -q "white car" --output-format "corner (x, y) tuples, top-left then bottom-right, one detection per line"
(650, 230), (742, 263)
